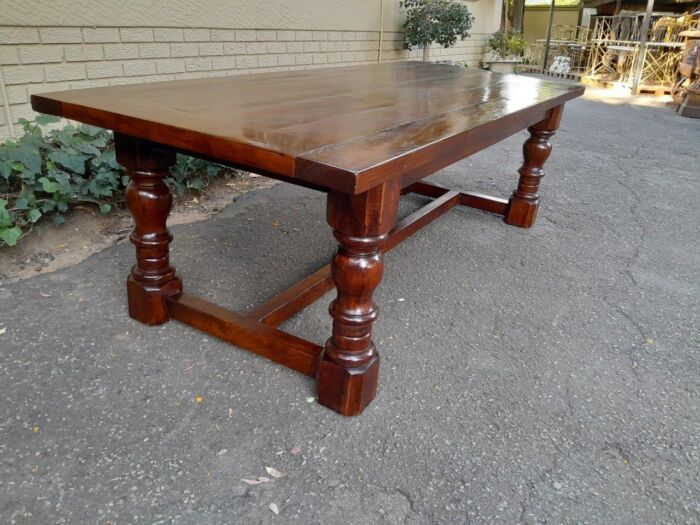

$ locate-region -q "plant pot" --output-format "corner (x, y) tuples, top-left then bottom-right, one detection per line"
(483, 58), (523, 74)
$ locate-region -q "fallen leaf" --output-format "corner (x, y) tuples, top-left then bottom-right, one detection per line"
(305, 396), (315, 403)
(397, 298), (405, 302)
(269, 503), (279, 515)
(194, 395), (204, 404)
(646, 338), (655, 345)
(241, 478), (269, 485)
(249, 173), (261, 178)
(32, 426), (40, 433)
(258, 476), (270, 482)
(0, 327), (5, 335)
(39, 292), (53, 298)
(265, 466), (285, 478)
(241, 478), (261, 485)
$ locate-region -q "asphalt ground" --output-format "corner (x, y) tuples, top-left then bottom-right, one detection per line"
(1, 85), (699, 524)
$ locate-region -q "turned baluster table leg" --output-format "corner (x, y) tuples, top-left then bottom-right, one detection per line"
(505, 105), (563, 228)
(317, 181), (401, 416)
(115, 133), (182, 325)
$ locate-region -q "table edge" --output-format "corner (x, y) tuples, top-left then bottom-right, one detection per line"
(31, 81), (584, 195)
(30, 93), (297, 179)
(295, 85), (585, 193)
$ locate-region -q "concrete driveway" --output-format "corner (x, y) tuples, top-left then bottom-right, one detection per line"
(1, 85), (699, 524)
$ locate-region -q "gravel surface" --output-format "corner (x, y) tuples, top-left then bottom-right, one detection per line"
(1, 84), (699, 524)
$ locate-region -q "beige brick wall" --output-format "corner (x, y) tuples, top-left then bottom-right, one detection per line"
(0, 2), (499, 139)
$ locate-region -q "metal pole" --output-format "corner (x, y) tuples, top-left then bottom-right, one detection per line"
(542, 0), (556, 72)
(631, 0), (655, 94)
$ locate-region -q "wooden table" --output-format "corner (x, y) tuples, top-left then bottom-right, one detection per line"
(32, 62), (584, 416)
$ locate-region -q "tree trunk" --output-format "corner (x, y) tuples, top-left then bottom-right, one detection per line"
(423, 46), (430, 62)
(501, 0), (510, 32)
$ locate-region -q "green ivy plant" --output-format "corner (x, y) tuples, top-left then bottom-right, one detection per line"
(0, 115), (225, 247)
(400, 0), (474, 57)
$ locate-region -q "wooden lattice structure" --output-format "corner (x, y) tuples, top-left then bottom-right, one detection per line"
(525, 25), (592, 74)
(584, 13), (700, 93)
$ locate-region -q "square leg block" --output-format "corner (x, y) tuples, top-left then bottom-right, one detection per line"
(505, 197), (539, 228)
(317, 354), (380, 416)
(127, 275), (182, 326)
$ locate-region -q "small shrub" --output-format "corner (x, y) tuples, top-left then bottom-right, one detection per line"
(401, 0), (474, 51)
(487, 30), (527, 59)
(0, 115), (226, 247)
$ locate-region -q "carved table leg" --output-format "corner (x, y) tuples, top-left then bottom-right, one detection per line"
(115, 133), (182, 325)
(505, 105), (563, 228)
(317, 181), (401, 416)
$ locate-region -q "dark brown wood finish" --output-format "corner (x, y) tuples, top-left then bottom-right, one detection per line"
(32, 62), (582, 194)
(115, 134), (182, 325)
(167, 293), (322, 377)
(504, 106), (563, 228)
(405, 181), (508, 215)
(31, 63), (583, 416)
(247, 188), (461, 329)
(317, 180), (401, 414)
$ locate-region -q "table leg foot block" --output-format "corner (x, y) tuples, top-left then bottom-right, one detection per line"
(504, 197), (539, 228)
(127, 275), (182, 325)
(317, 354), (379, 416)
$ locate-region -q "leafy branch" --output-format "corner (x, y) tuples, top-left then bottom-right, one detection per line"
(401, 0), (475, 51)
(0, 115), (226, 247)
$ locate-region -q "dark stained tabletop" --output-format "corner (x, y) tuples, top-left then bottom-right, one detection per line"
(32, 62), (584, 193)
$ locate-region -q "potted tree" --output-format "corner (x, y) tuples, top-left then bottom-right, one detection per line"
(483, 30), (527, 74)
(401, 0), (475, 62)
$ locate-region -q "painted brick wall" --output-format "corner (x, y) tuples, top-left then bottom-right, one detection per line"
(0, 25), (491, 139)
